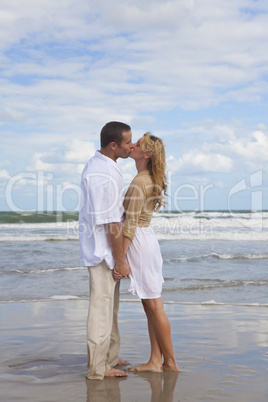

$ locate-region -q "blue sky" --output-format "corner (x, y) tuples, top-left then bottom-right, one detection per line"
(1, 0), (268, 212)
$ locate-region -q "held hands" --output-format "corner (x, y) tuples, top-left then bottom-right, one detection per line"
(113, 269), (122, 281)
(113, 260), (130, 281)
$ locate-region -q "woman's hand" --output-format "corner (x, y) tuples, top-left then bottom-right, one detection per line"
(113, 269), (123, 282)
(114, 259), (130, 278)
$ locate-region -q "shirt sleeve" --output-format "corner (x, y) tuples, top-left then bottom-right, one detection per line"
(123, 178), (146, 240)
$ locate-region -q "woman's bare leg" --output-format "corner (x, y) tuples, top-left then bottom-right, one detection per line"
(143, 298), (178, 371)
(130, 298), (178, 372)
(130, 301), (163, 372)
(146, 304), (163, 366)
(150, 298), (178, 371)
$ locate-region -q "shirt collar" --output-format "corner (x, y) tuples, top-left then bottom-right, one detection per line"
(95, 150), (122, 175)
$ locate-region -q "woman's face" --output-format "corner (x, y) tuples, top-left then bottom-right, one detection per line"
(130, 138), (146, 160)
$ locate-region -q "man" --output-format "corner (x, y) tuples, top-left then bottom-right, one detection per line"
(79, 121), (133, 380)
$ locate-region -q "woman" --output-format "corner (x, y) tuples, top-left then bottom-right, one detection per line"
(115, 133), (178, 372)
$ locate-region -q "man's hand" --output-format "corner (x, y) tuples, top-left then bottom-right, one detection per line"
(114, 260), (130, 278)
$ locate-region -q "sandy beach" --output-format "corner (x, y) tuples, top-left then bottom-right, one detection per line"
(0, 300), (267, 401)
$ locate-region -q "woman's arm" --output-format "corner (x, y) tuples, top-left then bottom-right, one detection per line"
(123, 178), (145, 241)
(114, 176), (145, 281)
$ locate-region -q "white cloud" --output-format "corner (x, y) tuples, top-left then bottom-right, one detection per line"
(165, 122), (268, 180)
(232, 130), (268, 161)
(28, 140), (96, 178)
(0, 107), (24, 123)
(0, 169), (10, 179)
(64, 139), (95, 163)
(171, 151), (233, 174)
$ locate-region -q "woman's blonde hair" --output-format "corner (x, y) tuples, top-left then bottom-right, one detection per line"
(140, 132), (168, 211)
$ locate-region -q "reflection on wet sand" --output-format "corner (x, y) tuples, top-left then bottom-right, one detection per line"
(86, 377), (124, 402)
(86, 371), (179, 402)
(133, 371), (179, 402)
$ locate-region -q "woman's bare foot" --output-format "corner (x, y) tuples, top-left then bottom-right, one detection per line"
(105, 368), (128, 377)
(129, 363), (163, 373)
(163, 361), (179, 372)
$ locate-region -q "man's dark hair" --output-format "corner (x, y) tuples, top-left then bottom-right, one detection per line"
(100, 121), (131, 148)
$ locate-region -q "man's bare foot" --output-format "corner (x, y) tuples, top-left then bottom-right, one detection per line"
(129, 363), (163, 373)
(105, 368), (128, 377)
(116, 359), (130, 366)
(163, 362), (179, 372)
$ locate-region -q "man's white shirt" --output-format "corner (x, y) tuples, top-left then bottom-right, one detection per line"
(79, 151), (124, 269)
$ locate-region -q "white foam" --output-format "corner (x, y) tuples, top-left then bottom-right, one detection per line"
(50, 295), (80, 300)
(156, 231), (268, 241)
(1, 298), (268, 307)
(211, 253), (268, 260)
(201, 300), (225, 305)
(12, 267), (85, 274)
(0, 234), (78, 242)
(1, 212), (268, 241)
(120, 299), (268, 307)
(0, 222), (70, 229)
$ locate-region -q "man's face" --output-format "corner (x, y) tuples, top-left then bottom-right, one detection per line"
(115, 130), (133, 159)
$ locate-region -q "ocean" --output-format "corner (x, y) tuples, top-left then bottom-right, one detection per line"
(0, 211), (267, 307)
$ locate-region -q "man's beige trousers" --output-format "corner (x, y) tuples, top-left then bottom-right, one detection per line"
(86, 261), (120, 380)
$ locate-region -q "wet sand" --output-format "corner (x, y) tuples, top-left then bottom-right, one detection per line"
(0, 300), (267, 401)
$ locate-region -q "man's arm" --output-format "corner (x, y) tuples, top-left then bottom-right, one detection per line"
(123, 236), (131, 256)
(106, 222), (130, 277)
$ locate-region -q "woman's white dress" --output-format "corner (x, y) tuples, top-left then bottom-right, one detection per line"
(126, 226), (164, 299)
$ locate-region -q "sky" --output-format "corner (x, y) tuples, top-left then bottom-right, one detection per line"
(1, 0), (268, 212)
